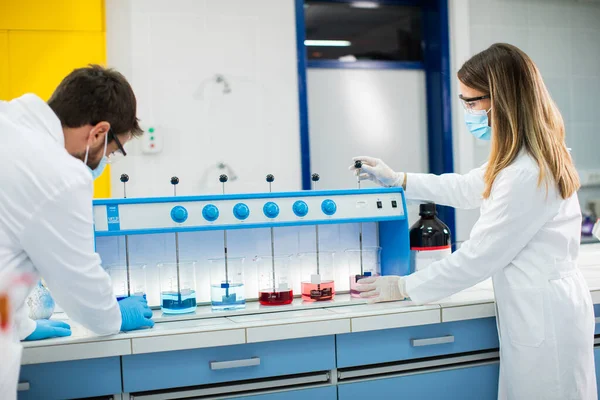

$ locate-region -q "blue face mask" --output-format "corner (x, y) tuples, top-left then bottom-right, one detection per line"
(464, 109), (492, 141)
(89, 156), (108, 180)
(84, 130), (109, 180)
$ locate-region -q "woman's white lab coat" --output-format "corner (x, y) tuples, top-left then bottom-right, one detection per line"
(0, 94), (121, 340)
(403, 152), (596, 399)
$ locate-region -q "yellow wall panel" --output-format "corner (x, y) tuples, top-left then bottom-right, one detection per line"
(0, 0), (104, 32)
(0, 31), (8, 100)
(8, 31), (105, 100)
(93, 165), (111, 198)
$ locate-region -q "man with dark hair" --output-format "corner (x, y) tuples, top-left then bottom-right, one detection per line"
(0, 64), (154, 351)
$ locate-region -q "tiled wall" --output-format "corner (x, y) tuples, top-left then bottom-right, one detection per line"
(96, 223), (379, 307)
(468, 0), (600, 212)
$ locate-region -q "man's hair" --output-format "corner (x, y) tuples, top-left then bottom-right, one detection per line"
(48, 64), (143, 138)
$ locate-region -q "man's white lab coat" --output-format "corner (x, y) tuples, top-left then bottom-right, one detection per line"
(0, 94), (121, 340)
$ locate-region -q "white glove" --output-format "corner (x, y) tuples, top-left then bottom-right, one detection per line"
(355, 276), (408, 304)
(349, 156), (404, 188)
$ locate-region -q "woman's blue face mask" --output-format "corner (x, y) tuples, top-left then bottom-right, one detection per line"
(464, 108), (492, 141)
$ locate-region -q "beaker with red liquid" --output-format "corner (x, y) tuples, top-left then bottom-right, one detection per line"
(256, 255), (293, 306)
(299, 251), (336, 302)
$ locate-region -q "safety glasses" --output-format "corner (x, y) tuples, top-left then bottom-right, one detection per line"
(107, 130), (131, 164)
(459, 94), (491, 114)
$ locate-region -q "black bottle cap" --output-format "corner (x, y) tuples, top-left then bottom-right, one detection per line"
(219, 174), (228, 183)
(419, 202), (437, 217)
(354, 160), (362, 169)
(266, 174), (275, 183)
(311, 173), (320, 182)
(170, 176), (179, 185)
(120, 174), (129, 183)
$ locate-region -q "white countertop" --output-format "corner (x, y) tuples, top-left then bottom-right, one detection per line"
(21, 245), (600, 365)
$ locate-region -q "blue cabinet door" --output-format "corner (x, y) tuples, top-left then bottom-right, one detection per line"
(122, 336), (336, 393)
(337, 318), (499, 368)
(231, 386), (336, 400)
(18, 357), (122, 400)
(337, 362), (499, 400)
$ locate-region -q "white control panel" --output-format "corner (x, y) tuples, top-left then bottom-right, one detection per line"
(141, 126), (162, 154)
(93, 190), (405, 233)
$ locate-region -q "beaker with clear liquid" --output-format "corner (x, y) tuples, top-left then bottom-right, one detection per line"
(106, 264), (147, 301)
(256, 255), (293, 306)
(209, 257), (246, 310)
(347, 246), (382, 298)
(299, 251), (335, 302)
(157, 261), (198, 314)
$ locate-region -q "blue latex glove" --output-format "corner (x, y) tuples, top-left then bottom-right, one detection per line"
(24, 319), (71, 341)
(118, 296), (154, 331)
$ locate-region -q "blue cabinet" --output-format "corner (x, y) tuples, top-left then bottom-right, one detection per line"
(122, 335), (336, 393)
(18, 357), (121, 400)
(231, 386), (336, 399)
(337, 362), (499, 400)
(337, 317), (499, 368)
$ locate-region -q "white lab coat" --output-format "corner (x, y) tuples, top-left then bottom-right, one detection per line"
(403, 152), (597, 399)
(0, 94), (122, 341)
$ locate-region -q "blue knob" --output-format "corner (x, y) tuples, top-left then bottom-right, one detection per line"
(263, 202), (280, 218)
(293, 200), (309, 217)
(202, 204), (219, 222)
(321, 199), (337, 216)
(233, 203), (250, 220)
(170, 206), (188, 223)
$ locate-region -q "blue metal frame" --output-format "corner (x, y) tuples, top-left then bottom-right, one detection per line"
(296, 0), (456, 237)
(307, 60), (424, 70)
(422, 0), (456, 239)
(295, 0), (312, 190)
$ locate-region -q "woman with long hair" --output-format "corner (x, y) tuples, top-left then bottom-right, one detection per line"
(352, 43), (596, 399)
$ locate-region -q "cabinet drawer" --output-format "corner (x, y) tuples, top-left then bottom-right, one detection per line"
(18, 357), (121, 400)
(337, 317), (498, 368)
(337, 361), (499, 399)
(122, 335), (336, 393)
(231, 386), (336, 400)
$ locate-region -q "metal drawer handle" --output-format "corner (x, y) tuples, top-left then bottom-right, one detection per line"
(17, 382), (30, 392)
(595, 317), (600, 324)
(411, 335), (455, 347)
(210, 357), (260, 370)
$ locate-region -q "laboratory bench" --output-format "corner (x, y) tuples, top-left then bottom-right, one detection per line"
(18, 245), (600, 400)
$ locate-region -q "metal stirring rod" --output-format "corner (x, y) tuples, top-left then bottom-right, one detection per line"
(219, 175), (229, 285)
(355, 161), (364, 275)
(312, 174), (321, 275)
(121, 174), (132, 297)
(171, 177), (182, 299)
(266, 175), (276, 292)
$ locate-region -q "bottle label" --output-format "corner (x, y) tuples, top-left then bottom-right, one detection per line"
(411, 245), (451, 272)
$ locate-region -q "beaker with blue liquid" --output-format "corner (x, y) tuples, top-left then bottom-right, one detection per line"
(158, 261), (198, 314)
(209, 257), (246, 310)
(106, 264), (147, 301)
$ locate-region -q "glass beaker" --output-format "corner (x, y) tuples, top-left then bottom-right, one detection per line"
(157, 261), (197, 314)
(346, 247), (382, 298)
(106, 264), (147, 301)
(209, 257), (246, 310)
(256, 255), (293, 306)
(298, 251), (335, 302)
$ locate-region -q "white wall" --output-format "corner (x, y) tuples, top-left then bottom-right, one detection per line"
(105, 0), (302, 198)
(307, 68), (429, 225)
(450, 0), (600, 239)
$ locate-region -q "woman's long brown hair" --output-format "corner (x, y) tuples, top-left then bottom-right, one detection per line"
(458, 43), (579, 199)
